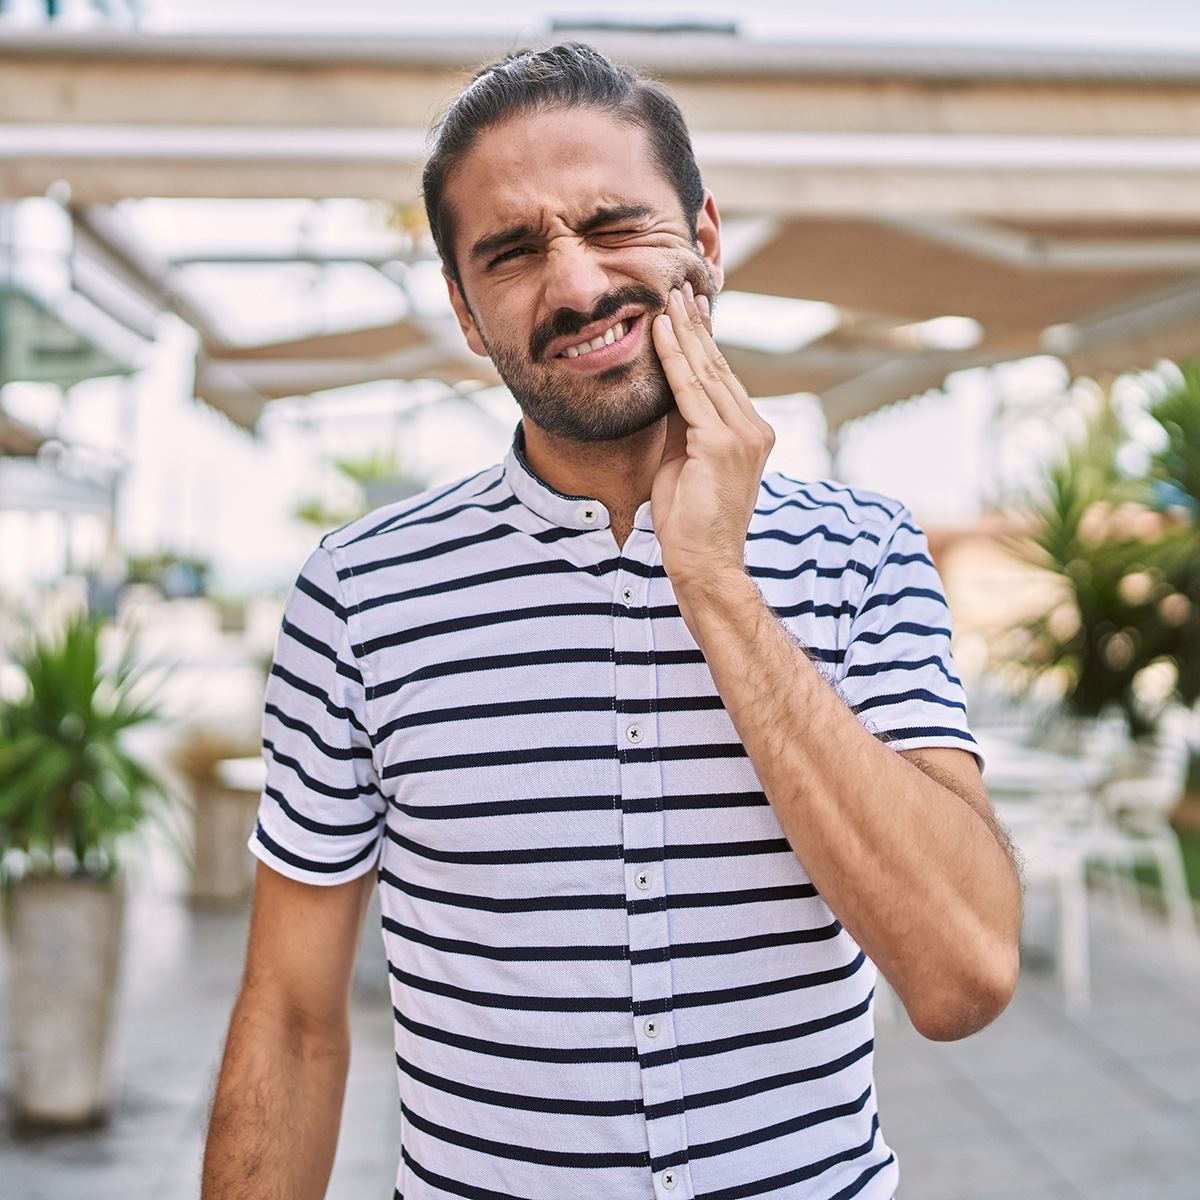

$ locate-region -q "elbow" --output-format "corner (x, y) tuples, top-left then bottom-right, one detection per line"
(903, 938), (1020, 1043)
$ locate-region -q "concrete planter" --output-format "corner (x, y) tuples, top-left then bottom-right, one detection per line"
(189, 757), (263, 904)
(4, 875), (124, 1128)
(190, 782), (259, 903)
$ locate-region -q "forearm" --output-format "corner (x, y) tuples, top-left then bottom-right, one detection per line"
(202, 986), (351, 1200)
(675, 569), (1021, 1039)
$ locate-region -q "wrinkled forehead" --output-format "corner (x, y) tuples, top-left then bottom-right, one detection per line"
(443, 106), (677, 246)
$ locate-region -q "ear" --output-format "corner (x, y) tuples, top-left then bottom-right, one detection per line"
(696, 189), (723, 293)
(444, 271), (489, 358)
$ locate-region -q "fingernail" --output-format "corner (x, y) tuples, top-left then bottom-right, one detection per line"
(683, 280), (694, 303)
(697, 294), (710, 316)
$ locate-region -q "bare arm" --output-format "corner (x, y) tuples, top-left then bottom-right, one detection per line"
(202, 862), (376, 1200)
(650, 284), (1021, 1041)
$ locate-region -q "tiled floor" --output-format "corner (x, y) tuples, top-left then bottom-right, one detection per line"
(2, 855), (1198, 1200)
(876, 918), (1200, 1200)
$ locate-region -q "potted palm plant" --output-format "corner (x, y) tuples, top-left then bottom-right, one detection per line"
(1016, 368), (1200, 737)
(0, 614), (162, 1128)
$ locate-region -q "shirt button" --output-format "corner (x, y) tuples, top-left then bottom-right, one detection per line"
(626, 724), (644, 744)
(580, 504), (599, 524)
(634, 869), (651, 891)
(621, 586), (634, 604)
(644, 1018), (660, 1038)
(661, 1169), (678, 1190)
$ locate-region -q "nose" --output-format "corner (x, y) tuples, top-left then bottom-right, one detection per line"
(542, 238), (610, 316)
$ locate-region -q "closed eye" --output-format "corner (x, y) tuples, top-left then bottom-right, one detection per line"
(487, 245), (534, 268)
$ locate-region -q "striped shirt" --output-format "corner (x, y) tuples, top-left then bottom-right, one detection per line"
(252, 434), (977, 1200)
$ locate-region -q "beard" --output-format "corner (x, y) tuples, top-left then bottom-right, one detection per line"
(477, 266), (714, 445)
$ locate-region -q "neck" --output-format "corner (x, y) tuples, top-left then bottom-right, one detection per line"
(521, 418), (666, 548)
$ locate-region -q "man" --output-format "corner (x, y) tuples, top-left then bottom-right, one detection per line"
(203, 43), (1021, 1200)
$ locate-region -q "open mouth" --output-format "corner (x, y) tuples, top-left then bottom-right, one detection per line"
(554, 314), (641, 361)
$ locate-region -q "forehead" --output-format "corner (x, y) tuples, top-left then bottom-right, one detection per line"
(445, 107), (683, 254)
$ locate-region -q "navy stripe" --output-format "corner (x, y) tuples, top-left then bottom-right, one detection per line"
(843, 653), (959, 685)
(645, 1044), (873, 1120)
(263, 740), (379, 801)
(401, 1101), (648, 1168)
(264, 783), (380, 838)
(268, 663), (369, 732)
(263, 702), (373, 761)
(342, 468), (496, 545)
(391, 964), (633, 1013)
(627, 882), (819, 914)
(384, 826), (622, 865)
(633, 951), (867, 1015)
(629, 920), (841, 965)
(367, 647), (620, 701)
(692, 1116), (884, 1200)
(382, 743), (619, 780)
(379, 866), (625, 913)
(858, 586), (946, 614)
(850, 621), (951, 643)
(683, 1081), (873, 1155)
(399, 1147), (535, 1200)
(853, 687), (967, 715)
(398, 1053), (642, 1116)
(395, 1007), (637, 1064)
(391, 793), (618, 820)
(747, 523), (878, 549)
(254, 820), (377, 875)
(294, 573), (346, 619)
(356, 601), (618, 656)
(642, 994), (872, 1068)
(385, 915), (627, 961)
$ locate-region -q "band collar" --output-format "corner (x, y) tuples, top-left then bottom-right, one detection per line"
(503, 424), (655, 535)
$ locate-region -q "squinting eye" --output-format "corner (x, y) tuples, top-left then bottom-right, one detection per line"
(491, 247), (531, 267)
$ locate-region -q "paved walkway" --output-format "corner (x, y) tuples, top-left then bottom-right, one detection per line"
(3, 854), (1198, 1200)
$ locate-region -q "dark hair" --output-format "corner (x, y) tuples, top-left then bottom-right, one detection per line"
(422, 42), (704, 287)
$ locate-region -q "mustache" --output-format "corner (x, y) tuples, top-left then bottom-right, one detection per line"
(529, 284), (665, 363)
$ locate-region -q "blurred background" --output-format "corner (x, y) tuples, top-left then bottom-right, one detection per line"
(2, 2), (1200, 1198)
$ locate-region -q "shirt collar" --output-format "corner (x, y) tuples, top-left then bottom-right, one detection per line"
(503, 424), (656, 535)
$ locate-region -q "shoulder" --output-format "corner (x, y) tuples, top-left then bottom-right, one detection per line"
(754, 473), (910, 545)
(318, 463), (509, 559)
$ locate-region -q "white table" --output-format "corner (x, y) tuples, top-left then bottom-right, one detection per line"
(975, 730), (1111, 1013)
(977, 730), (1110, 805)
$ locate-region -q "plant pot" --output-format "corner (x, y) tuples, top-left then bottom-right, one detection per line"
(4, 875), (124, 1129)
(190, 777), (260, 904)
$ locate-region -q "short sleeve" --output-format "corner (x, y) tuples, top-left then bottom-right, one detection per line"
(250, 544), (386, 884)
(837, 509), (980, 763)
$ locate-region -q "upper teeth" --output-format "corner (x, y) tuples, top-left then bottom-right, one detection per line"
(562, 320), (627, 358)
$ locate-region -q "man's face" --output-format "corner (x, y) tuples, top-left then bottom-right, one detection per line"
(442, 106), (723, 444)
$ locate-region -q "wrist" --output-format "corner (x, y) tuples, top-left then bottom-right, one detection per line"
(670, 566), (763, 644)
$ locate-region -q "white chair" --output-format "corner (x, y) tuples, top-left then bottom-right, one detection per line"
(1002, 806), (1093, 1014)
(1086, 706), (1199, 968)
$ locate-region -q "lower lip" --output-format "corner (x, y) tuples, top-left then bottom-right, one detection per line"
(554, 315), (645, 372)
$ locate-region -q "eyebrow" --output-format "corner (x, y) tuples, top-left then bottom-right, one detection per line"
(468, 204), (653, 265)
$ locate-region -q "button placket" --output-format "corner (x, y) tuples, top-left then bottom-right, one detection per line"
(614, 540), (690, 1197)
